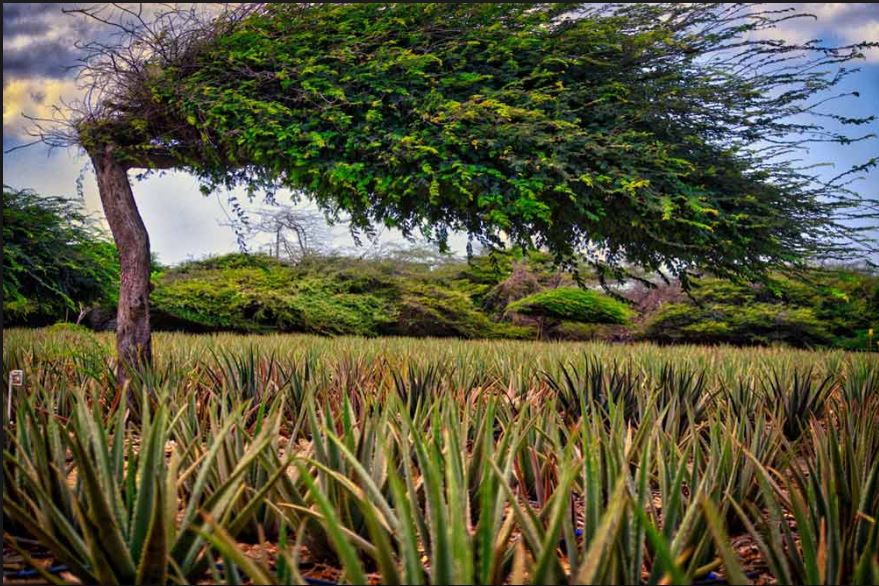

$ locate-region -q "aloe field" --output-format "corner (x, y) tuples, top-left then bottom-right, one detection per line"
(2, 327), (878, 585)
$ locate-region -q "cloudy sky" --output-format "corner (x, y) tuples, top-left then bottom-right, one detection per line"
(3, 3), (878, 265)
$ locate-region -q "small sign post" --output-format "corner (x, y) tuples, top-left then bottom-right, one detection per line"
(8, 369), (23, 422)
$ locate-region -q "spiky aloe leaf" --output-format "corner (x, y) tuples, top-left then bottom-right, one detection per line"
(3, 534), (67, 586)
(354, 481), (401, 586)
(321, 428), (399, 534)
(3, 497), (93, 580)
(199, 512), (274, 585)
(68, 428), (136, 581)
(531, 464), (576, 585)
(631, 498), (689, 585)
(386, 455), (427, 585)
(574, 474), (629, 584)
(295, 460), (368, 585)
(131, 406), (168, 565)
(699, 494), (749, 585)
(135, 478), (168, 585)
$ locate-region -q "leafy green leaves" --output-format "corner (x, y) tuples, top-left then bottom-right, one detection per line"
(506, 287), (633, 324)
(2, 186), (120, 324)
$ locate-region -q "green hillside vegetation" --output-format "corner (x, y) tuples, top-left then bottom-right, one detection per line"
(4, 185), (876, 347)
(149, 253), (535, 339)
(644, 271), (879, 349)
(2, 186), (120, 324)
(146, 252), (876, 348)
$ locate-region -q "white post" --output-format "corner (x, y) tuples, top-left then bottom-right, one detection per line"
(8, 369), (23, 422)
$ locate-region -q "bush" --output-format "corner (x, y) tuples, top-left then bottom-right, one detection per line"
(150, 254), (396, 335)
(506, 287), (633, 325)
(642, 270), (877, 348)
(385, 281), (531, 339)
(647, 303), (833, 347)
(2, 186), (120, 324)
(149, 253), (537, 339)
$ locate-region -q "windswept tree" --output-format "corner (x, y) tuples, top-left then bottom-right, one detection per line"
(20, 3), (878, 375)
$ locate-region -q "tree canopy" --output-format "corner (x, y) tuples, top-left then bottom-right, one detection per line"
(62, 3), (876, 286)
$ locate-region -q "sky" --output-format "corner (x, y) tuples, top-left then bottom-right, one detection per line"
(3, 2), (878, 266)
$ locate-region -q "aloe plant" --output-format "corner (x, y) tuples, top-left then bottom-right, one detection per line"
(2, 327), (870, 585)
(764, 366), (835, 440)
(544, 355), (642, 425)
(3, 387), (286, 583)
(736, 398), (879, 585)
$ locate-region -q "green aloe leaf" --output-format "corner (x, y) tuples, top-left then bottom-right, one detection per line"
(575, 474), (629, 585)
(699, 494), (749, 585)
(296, 460), (368, 585)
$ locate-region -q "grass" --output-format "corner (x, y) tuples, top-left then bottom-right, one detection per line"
(3, 328), (878, 585)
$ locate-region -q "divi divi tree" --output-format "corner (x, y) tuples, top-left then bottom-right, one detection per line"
(25, 3), (878, 376)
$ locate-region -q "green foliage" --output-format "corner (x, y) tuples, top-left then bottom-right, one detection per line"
(151, 254), (395, 335)
(644, 270), (878, 348)
(140, 253), (879, 347)
(646, 302), (834, 347)
(150, 253), (531, 338)
(506, 287), (633, 324)
(2, 185), (119, 324)
(386, 280), (530, 339)
(82, 3), (877, 283)
(5, 179), (872, 347)
(6, 192), (875, 348)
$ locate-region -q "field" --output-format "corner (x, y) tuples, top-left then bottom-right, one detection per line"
(3, 327), (878, 585)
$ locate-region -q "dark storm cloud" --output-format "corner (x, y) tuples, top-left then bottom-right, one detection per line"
(3, 3), (67, 38)
(3, 18), (51, 38)
(3, 38), (79, 78)
(2, 3), (60, 23)
(3, 3), (102, 80)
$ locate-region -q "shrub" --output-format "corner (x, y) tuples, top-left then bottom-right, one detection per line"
(150, 254), (396, 335)
(506, 287), (633, 325)
(641, 269), (877, 348)
(383, 281), (530, 338)
(2, 186), (119, 324)
(645, 302), (834, 347)
(149, 252), (529, 338)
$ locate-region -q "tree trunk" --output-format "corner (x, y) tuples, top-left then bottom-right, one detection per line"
(90, 145), (152, 382)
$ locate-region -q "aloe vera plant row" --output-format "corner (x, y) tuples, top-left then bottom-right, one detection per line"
(2, 328), (878, 584)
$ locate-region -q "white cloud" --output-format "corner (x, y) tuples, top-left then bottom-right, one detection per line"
(751, 3), (879, 62)
(3, 77), (80, 138)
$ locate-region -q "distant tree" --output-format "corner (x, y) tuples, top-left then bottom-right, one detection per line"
(20, 3), (878, 373)
(225, 203), (333, 261)
(2, 185), (119, 325)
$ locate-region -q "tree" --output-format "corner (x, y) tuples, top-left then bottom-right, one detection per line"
(506, 287), (633, 339)
(2, 185), (120, 325)
(224, 203), (334, 261)
(20, 3), (878, 373)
